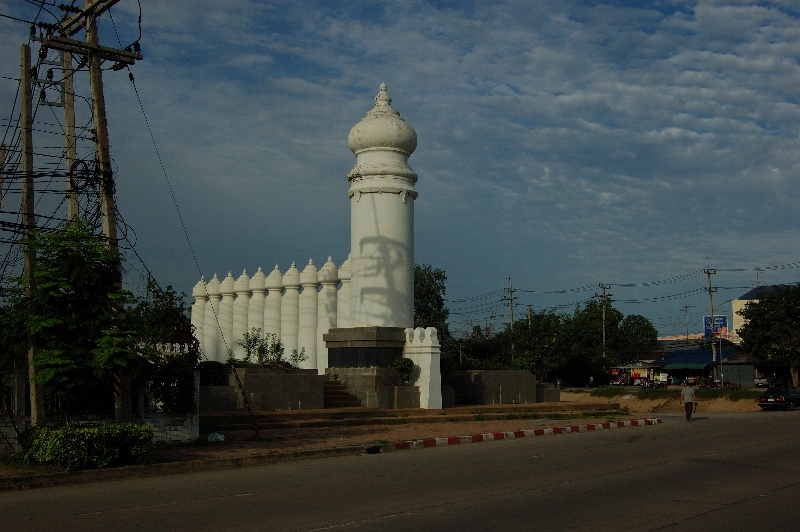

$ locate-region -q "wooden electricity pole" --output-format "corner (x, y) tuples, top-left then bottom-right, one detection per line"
(21, 44), (46, 426)
(39, 0), (142, 423)
(63, 50), (79, 220)
(594, 284), (612, 359)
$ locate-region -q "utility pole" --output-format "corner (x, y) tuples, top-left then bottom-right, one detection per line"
(87, 2), (126, 424)
(63, 51), (78, 220)
(501, 278), (517, 357)
(0, 143), (5, 207)
(40, 0), (142, 423)
(35, 47), (79, 219)
(594, 284), (612, 359)
(502, 277), (516, 330)
(683, 305), (695, 341)
(21, 44), (46, 426)
(704, 268), (717, 380)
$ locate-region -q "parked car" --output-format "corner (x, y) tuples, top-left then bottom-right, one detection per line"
(758, 386), (800, 411)
(753, 373), (778, 387)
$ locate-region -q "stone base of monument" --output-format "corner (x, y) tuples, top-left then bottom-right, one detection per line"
(326, 367), (419, 409)
(199, 367), (325, 412)
(445, 370), (538, 406)
(323, 327), (406, 368)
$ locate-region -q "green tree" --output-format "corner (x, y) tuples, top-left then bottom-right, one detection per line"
(738, 284), (800, 386)
(562, 300), (623, 384)
(127, 278), (197, 348)
(414, 264), (450, 339)
(0, 221), (135, 416)
(618, 314), (658, 362)
(500, 309), (567, 382)
(126, 279), (200, 414)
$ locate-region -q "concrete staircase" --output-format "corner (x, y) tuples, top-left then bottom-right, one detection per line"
(324, 379), (362, 409)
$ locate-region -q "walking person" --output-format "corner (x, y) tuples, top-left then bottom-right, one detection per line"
(681, 383), (696, 421)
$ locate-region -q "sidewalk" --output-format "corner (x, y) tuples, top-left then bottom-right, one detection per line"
(1, 402), (662, 490)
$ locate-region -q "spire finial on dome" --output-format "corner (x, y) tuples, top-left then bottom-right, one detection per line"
(375, 83), (391, 106)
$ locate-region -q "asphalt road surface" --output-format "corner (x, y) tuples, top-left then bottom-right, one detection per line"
(3, 411), (799, 531)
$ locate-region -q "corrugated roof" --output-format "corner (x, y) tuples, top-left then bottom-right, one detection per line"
(652, 349), (740, 367)
(737, 284), (789, 301)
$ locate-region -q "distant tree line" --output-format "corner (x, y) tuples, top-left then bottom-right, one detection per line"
(414, 264), (659, 386)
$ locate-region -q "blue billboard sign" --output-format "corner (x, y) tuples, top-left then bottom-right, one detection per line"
(704, 315), (728, 340)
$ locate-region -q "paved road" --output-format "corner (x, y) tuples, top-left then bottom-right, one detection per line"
(3, 412), (799, 531)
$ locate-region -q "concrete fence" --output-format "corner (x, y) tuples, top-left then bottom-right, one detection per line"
(192, 256), (350, 372)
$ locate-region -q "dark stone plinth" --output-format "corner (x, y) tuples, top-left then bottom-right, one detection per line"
(323, 327), (406, 368)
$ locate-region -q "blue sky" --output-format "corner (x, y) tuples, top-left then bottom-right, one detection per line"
(1, 0), (799, 337)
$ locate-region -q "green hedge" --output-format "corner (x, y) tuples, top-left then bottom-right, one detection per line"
(19, 423), (154, 471)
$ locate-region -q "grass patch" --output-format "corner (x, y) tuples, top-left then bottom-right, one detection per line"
(505, 413), (519, 420)
(637, 387), (679, 400)
(590, 386), (627, 398)
(580, 409), (629, 418)
(728, 389), (764, 401)
(695, 388), (762, 401)
(474, 414), (486, 421)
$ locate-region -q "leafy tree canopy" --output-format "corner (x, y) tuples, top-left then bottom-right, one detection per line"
(738, 284), (800, 386)
(414, 264), (450, 341)
(618, 314), (659, 362)
(458, 299), (659, 385)
(0, 221), (134, 412)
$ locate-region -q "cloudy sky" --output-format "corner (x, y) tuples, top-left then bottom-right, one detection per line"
(1, 0), (799, 338)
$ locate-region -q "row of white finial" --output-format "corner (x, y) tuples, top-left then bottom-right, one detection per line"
(192, 256), (350, 300)
(191, 256), (350, 368)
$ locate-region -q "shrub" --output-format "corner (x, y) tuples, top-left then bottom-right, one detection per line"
(391, 357), (415, 386)
(19, 423), (154, 471)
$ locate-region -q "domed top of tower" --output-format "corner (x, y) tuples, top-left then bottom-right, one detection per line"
(348, 83), (417, 156)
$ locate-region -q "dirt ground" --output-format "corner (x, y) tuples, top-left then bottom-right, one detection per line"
(559, 391), (761, 414)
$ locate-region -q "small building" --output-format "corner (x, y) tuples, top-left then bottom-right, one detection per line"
(609, 361), (656, 386)
(731, 285), (789, 344)
(651, 349), (741, 385)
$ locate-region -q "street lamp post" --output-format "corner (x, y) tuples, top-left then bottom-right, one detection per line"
(716, 300), (732, 386)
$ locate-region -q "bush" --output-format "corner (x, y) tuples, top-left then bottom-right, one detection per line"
(391, 357), (415, 386)
(19, 423), (154, 471)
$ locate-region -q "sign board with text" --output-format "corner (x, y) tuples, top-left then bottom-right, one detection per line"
(704, 315), (728, 340)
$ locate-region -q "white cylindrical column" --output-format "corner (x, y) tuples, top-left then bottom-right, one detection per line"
(337, 255), (351, 328)
(317, 257), (338, 373)
(264, 265), (283, 339)
(218, 272), (236, 358)
(191, 277), (207, 355)
(298, 259), (319, 369)
(248, 267), (267, 335)
(281, 262), (301, 357)
(347, 84), (417, 328)
(232, 270), (251, 359)
(203, 274), (222, 362)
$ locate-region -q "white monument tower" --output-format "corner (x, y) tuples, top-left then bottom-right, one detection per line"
(347, 83), (418, 328)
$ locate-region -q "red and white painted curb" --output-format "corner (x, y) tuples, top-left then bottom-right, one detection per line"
(386, 418), (662, 452)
